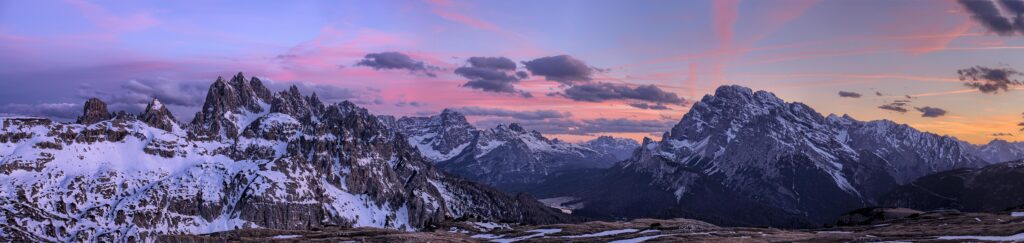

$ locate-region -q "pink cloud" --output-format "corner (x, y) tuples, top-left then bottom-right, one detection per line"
(65, 0), (160, 32)
(711, 0), (740, 46)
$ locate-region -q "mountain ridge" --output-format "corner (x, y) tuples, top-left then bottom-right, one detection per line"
(0, 73), (573, 241)
(530, 85), (994, 228)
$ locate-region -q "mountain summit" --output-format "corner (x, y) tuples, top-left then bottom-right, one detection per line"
(545, 85), (988, 228)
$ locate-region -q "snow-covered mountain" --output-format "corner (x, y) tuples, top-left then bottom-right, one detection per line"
(581, 136), (640, 161)
(387, 110), (629, 190)
(386, 109), (477, 162)
(0, 73), (571, 242)
(552, 85), (988, 228)
(972, 139), (1024, 164)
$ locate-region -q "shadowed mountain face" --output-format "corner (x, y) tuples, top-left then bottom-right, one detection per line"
(0, 73), (573, 242)
(529, 85), (989, 228)
(881, 160), (1024, 212)
(385, 111), (636, 191)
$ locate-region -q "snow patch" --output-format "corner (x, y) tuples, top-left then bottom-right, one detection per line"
(564, 228), (639, 238)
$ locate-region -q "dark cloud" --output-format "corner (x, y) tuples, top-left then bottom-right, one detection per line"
(1019, 112), (1024, 131)
(838, 91), (862, 98)
(474, 117), (674, 135)
(905, 95), (916, 99)
(467, 57), (517, 70)
(454, 106), (571, 120)
(628, 103), (671, 110)
(559, 82), (686, 105)
(992, 132), (1015, 136)
(395, 101), (428, 107)
(875, 91), (883, 96)
(264, 81), (366, 104)
(355, 52), (439, 77)
(956, 65), (1023, 93)
(522, 55), (594, 85)
(1003, 0), (1024, 14)
(915, 106), (948, 118)
(878, 101), (909, 113)
(0, 103), (80, 120)
(958, 0), (1024, 35)
(455, 56), (532, 98)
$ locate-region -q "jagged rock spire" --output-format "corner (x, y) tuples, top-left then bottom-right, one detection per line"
(76, 98), (111, 125)
(270, 85), (325, 119)
(140, 98), (178, 132)
(189, 72), (274, 139)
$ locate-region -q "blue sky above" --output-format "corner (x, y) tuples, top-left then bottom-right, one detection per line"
(1, 0), (1023, 143)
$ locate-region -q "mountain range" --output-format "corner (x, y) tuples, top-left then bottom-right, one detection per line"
(520, 85), (1017, 228)
(4, 75), (1024, 241)
(0, 73), (572, 241)
(383, 110), (637, 191)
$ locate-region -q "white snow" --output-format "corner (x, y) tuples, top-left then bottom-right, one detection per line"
(937, 232), (1024, 241)
(271, 235), (301, 239)
(151, 99), (163, 109)
(564, 229), (639, 238)
(490, 228), (562, 243)
(1011, 212), (1024, 217)
(471, 234), (504, 239)
(609, 234), (672, 243)
(471, 222), (511, 232)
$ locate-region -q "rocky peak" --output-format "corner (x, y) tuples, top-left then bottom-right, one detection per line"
(582, 136), (641, 161)
(508, 123), (527, 133)
(76, 98), (111, 124)
(139, 98), (178, 132)
(986, 139), (1012, 146)
(438, 109), (470, 127)
(189, 73), (274, 139)
(270, 85), (324, 120)
(668, 84), (817, 142)
(394, 108), (478, 162)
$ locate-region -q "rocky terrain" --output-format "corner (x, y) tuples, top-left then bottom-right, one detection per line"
(527, 85), (992, 228)
(164, 209), (1024, 242)
(387, 110), (635, 190)
(0, 73), (573, 242)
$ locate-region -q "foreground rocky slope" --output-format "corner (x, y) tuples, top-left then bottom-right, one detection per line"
(530, 85), (989, 228)
(0, 73), (572, 242)
(881, 160), (1024, 212)
(166, 210), (1024, 242)
(387, 110), (634, 190)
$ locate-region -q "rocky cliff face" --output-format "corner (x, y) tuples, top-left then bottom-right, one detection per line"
(558, 85), (987, 228)
(76, 98), (112, 125)
(0, 73), (572, 242)
(139, 99), (178, 132)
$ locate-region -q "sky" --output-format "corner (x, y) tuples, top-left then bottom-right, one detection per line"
(1, 0), (1024, 144)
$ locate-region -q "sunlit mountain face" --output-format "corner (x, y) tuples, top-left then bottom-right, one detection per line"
(4, 0), (1024, 242)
